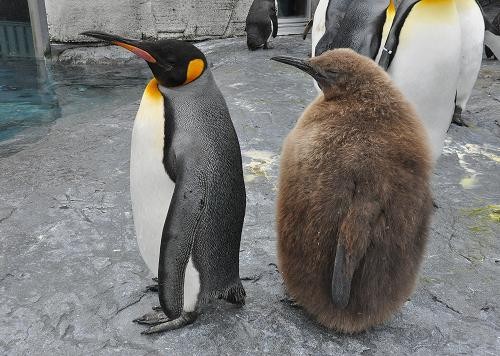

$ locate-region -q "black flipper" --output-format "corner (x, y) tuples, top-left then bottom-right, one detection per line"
(331, 198), (381, 309)
(315, 0), (390, 59)
(379, 0), (421, 70)
(157, 171), (206, 322)
(271, 6), (278, 38)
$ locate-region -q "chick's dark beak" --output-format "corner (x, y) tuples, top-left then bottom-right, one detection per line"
(271, 56), (325, 82)
(80, 31), (157, 63)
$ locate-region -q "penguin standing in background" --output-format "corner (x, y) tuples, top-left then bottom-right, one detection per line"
(81, 31), (246, 334)
(272, 49), (433, 333)
(310, 0), (484, 163)
(484, 12), (500, 60)
(245, 0), (278, 50)
(378, 0), (484, 153)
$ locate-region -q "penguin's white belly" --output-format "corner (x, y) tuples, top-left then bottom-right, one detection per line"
(311, 0), (328, 57)
(388, 1), (461, 163)
(130, 80), (175, 276)
(455, 0), (484, 109)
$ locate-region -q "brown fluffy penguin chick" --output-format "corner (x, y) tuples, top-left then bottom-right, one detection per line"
(272, 49), (433, 333)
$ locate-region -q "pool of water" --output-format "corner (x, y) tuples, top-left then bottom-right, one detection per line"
(0, 59), (151, 156)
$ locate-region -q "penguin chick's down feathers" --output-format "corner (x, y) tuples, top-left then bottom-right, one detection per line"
(274, 49), (433, 333)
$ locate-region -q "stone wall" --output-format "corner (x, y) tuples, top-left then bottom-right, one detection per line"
(44, 0), (253, 43)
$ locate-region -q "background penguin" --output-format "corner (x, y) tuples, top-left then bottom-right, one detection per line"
(272, 48), (433, 333)
(245, 0), (278, 50)
(81, 31), (247, 334)
(309, 0), (392, 91)
(310, 0), (484, 163)
(484, 12), (500, 60)
(378, 0), (484, 157)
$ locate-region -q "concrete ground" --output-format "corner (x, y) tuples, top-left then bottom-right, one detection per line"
(0, 35), (499, 355)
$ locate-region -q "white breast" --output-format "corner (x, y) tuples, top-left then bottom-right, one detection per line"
(311, 0), (329, 57)
(387, 0), (462, 163)
(455, 0), (484, 110)
(130, 80), (175, 276)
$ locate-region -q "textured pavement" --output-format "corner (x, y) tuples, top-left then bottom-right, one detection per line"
(0, 35), (499, 355)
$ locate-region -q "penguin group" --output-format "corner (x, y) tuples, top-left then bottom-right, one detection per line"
(310, 0), (487, 163)
(80, 0), (496, 336)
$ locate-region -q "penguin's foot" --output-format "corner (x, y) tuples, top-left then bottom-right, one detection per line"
(263, 42), (274, 50)
(221, 283), (246, 306)
(280, 296), (301, 309)
(141, 311), (197, 334)
(133, 310), (169, 325)
(451, 106), (469, 127)
(145, 277), (159, 292)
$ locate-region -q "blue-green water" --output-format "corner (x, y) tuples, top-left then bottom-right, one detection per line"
(0, 59), (150, 156)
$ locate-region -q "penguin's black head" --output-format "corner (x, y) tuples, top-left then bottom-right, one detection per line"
(81, 31), (207, 88)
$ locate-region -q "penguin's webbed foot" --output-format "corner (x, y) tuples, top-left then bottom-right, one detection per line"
(133, 310), (169, 325)
(220, 283), (246, 306)
(141, 311), (197, 334)
(451, 106), (470, 127)
(263, 42), (274, 50)
(145, 277), (158, 292)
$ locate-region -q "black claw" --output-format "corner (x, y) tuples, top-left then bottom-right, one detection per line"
(146, 284), (159, 292)
(280, 296), (301, 308)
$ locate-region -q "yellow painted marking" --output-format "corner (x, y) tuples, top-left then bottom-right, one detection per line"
(113, 41), (157, 63)
(184, 59), (205, 85)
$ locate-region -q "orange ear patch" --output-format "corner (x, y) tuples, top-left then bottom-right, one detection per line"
(113, 41), (157, 63)
(184, 59), (205, 85)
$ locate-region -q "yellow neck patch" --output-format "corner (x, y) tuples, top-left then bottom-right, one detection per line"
(387, 0), (396, 17)
(144, 78), (162, 101)
(184, 59), (205, 85)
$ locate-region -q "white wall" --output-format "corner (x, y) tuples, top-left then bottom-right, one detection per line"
(44, 0), (253, 43)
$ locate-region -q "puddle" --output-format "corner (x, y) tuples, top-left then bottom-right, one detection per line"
(0, 59), (151, 156)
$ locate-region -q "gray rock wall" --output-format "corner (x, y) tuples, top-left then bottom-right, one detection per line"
(44, 0), (253, 43)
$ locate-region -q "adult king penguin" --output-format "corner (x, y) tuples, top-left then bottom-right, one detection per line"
(311, 0), (485, 163)
(81, 31), (246, 334)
